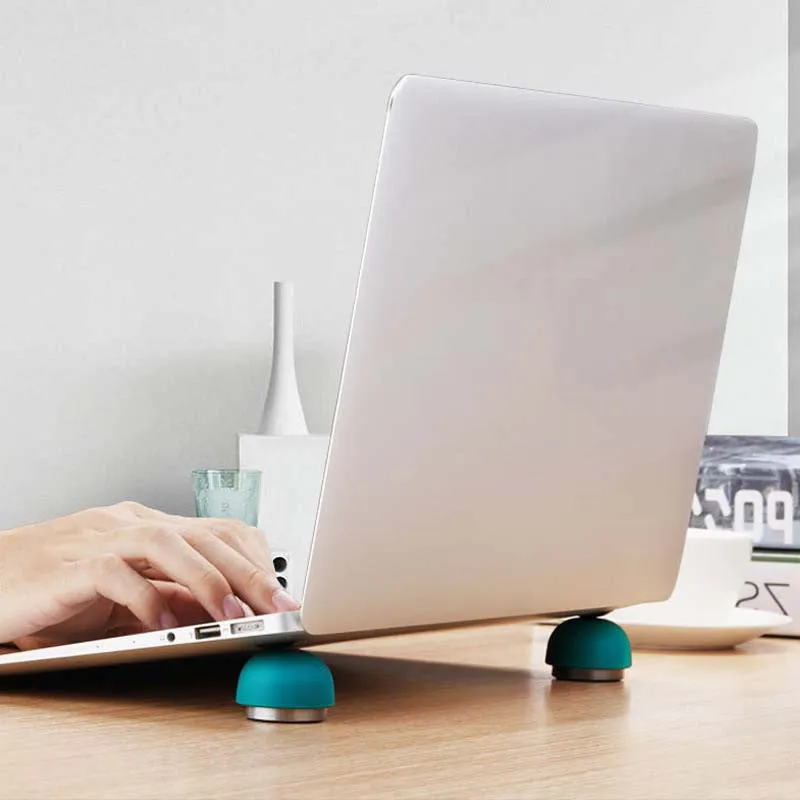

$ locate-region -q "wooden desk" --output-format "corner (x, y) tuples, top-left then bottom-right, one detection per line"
(0, 622), (796, 799)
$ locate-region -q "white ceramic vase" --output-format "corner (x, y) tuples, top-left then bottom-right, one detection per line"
(258, 281), (309, 436)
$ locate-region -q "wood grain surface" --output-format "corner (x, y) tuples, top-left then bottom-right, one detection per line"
(0, 622), (796, 799)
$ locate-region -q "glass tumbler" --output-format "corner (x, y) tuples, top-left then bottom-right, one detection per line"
(192, 469), (262, 526)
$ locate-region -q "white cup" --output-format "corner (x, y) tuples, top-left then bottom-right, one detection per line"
(664, 528), (753, 620)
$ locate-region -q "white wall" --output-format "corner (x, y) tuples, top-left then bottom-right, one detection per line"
(0, 1), (787, 527)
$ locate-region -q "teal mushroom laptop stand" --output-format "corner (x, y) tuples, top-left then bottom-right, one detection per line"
(234, 615), (630, 723)
(236, 650), (335, 723)
(545, 616), (632, 681)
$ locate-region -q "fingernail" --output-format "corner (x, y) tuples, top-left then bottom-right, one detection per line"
(272, 589), (301, 612)
(159, 611), (179, 630)
(222, 594), (245, 619)
(240, 600), (255, 617)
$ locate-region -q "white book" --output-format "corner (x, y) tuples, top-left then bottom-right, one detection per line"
(738, 551), (800, 636)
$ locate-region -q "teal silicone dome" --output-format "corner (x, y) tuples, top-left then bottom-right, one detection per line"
(545, 616), (632, 672)
(235, 650), (335, 710)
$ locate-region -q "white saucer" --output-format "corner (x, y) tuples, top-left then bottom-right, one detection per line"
(604, 604), (792, 650)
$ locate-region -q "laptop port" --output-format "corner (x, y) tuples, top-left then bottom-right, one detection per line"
(194, 624), (222, 640)
(231, 619), (266, 635)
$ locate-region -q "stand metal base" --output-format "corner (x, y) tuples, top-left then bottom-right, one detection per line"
(551, 666), (625, 683)
(245, 706), (328, 723)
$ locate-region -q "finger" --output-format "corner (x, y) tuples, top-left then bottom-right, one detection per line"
(139, 514), (275, 569)
(212, 526), (289, 602)
(153, 581), (219, 624)
(111, 525), (246, 622)
(132, 513), (277, 572)
(138, 567), (171, 582)
(174, 517), (271, 559)
(202, 519), (274, 570)
(107, 581), (213, 630)
(3, 556), (178, 648)
(200, 522), (297, 609)
(75, 554), (177, 632)
(181, 527), (299, 614)
(173, 516), (284, 583)
(137, 579), (256, 617)
(14, 634), (67, 651)
(140, 565), (258, 603)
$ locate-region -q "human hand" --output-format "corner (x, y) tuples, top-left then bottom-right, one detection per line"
(0, 501), (299, 650)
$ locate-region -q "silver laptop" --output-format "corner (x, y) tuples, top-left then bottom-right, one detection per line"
(0, 75), (757, 675)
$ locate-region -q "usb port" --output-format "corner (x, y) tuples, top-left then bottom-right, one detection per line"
(194, 624), (222, 640)
(231, 619), (266, 635)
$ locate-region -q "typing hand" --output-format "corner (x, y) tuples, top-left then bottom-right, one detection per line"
(0, 501), (299, 650)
